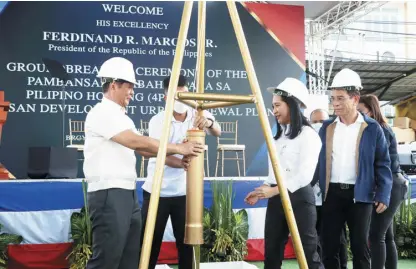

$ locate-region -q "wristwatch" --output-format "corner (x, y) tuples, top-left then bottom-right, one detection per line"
(207, 118), (214, 128)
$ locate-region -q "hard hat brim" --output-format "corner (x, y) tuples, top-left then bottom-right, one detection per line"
(328, 85), (362, 91)
(266, 86), (308, 108)
(129, 80), (139, 86)
(97, 75), (139, 86)
(120, 79), (139, 86)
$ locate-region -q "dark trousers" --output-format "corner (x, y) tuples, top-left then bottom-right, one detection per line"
(86, 188), (142, 269)
(316, 206), (348, 269)
(264, 185), (323, 269)
(339, 224), (349, 269)
(322, 183), (372, 269)
(370, 173), (407, 269)
(140, 190), (192, 269)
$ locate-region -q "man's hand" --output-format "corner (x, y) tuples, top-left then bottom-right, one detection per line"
(182, 156), (192, 171)
(177, 141), (204, 157)
(375, 202), (387, 214)
(193, 116), (212, 130)
(255, 185), (279, 199)
(244, 191), (259, 205)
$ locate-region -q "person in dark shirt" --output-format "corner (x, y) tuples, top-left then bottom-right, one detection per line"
(358, 94), (408, 269)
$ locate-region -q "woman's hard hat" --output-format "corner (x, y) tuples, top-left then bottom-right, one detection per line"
(267, 77), (309, 108)
(97, 57), (138, 85)
(328, 68), (362, 90)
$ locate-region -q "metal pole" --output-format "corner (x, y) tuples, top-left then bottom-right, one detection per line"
(185, 130), (205, 268)
(185, 2), (206, 269)
(138, 2), (194, 269)
(226, 1), (308, 268)
(177, 92), (255, 102)
(178, 99), (200, 110)
(196, 1), (206, 98)
(326, 28), (342, 89)
(201, 100), (253, 110)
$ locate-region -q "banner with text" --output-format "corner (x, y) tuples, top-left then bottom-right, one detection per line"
(0, 1), (305, 178)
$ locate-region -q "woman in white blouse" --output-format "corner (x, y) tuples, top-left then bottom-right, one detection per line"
(244, 78), (324, 269)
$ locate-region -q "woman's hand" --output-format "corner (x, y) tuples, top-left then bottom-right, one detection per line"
(244, 191), (259, 205)
(255, 185), (279, 199)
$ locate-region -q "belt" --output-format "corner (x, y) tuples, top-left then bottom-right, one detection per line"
(331, 183), (354, 190)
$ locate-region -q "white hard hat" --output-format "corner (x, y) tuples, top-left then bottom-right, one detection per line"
(97, 57), (138, 85)
(329, 68), (362, 90)
(267, 78), (309, 108)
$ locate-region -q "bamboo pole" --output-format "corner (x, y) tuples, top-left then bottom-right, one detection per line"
(138, 2), (194, 269)
(226, 1), (308, 268)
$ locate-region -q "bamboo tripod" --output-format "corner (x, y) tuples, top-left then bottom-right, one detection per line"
(138, 2), (308, 269)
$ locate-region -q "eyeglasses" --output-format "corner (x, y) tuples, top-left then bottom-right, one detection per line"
(330, 96), (353, 103)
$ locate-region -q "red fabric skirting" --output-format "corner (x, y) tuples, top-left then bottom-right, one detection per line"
(246, 237), (296, 261)
(7, 239), (295, 268)
(8, 243), (72, 269)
